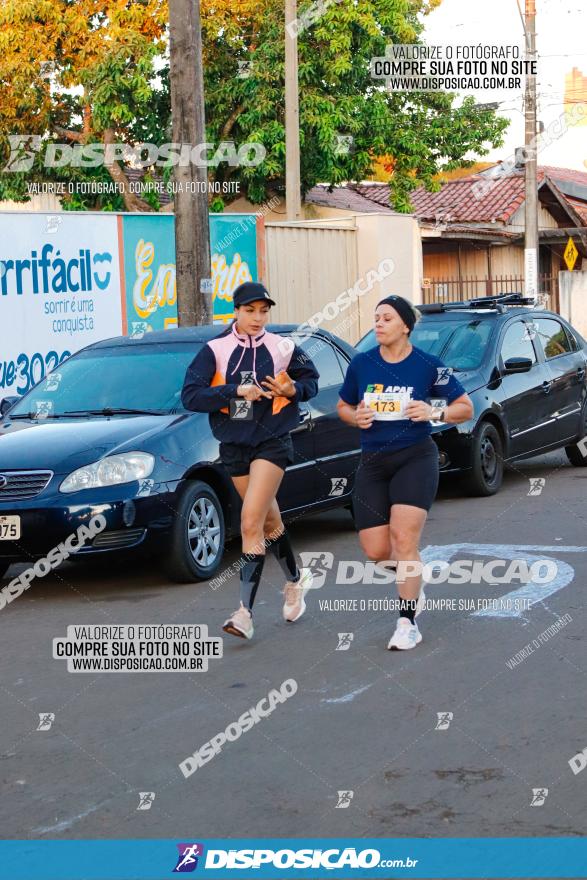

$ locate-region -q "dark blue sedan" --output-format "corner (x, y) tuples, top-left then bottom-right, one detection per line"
(0, 326), (360, 582)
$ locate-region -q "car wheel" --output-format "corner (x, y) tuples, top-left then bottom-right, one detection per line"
(464, 421), (504, 496)
(565, 406), (587, 467)
(164, 480), (225, 583)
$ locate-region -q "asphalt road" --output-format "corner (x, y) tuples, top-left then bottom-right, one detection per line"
(1, 450), (586, 852)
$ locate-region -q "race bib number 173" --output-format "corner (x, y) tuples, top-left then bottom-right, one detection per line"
(363, 391), (410, 420)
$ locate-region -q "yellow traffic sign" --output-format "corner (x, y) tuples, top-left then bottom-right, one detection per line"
(564, 237), (579, 271)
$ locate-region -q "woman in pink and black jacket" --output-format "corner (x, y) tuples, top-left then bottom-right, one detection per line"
(181, 282), (320, 642)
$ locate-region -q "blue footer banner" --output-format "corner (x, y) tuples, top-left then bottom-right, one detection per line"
(1, 839), (586, 879)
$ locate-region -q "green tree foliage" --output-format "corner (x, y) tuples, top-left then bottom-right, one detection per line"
(0, 0), (507, 213)
(201, 0), (508, 210)
(0, 0), (168, 210)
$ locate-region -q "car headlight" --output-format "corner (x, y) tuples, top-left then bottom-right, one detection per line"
(60, 452), (155, 493)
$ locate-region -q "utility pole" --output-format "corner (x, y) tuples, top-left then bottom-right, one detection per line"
(285, 0), (302, 220)
(169, 0), (212, 326)
(524, 0), (538, 300)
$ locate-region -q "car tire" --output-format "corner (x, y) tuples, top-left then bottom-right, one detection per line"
(464, 421), (504, 496)
(565, 405), (587, 467)
(164, 480), (225, 583)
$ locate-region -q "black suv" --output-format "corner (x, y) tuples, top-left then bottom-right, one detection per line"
(356, 294), (587, 495)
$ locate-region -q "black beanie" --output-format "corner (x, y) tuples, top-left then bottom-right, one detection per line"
(376, 295), (417, 333)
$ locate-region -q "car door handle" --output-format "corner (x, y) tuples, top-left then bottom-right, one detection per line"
(541, 380), (552, 394)
(577, 367), (585, 381)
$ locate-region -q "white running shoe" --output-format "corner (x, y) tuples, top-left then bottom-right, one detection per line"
(283, 567), (313, 622)
(387, 618), (422, 651)
(415, 587), (426, 618)
(222, 603), (254, 640)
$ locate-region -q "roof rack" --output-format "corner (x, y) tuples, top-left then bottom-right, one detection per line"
(418, 293), (537, 314)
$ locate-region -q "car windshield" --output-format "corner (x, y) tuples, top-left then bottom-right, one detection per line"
(8, 344), (201, 418)
(357, 319), (493, 370)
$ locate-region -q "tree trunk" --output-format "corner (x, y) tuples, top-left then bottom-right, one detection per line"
(102, 129), (153, 212)
(55, 126), (154, 212)
(169, 0), (212, 326)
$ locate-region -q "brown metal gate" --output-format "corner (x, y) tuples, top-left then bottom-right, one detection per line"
(421, 274), (559, 313)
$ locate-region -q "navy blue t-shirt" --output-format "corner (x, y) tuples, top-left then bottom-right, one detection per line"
(339, 345), (466, 452)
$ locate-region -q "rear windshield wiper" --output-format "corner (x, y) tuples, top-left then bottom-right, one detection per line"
(64, 408), (164, 416)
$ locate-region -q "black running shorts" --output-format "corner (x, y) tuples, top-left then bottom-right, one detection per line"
(352, 438), (440, 530)
(220, 435), (295, 477)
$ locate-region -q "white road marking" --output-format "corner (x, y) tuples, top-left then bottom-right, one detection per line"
(421, 544), (587, 619)
(32, 800), (106, 835)
(321, 684), (373, 704)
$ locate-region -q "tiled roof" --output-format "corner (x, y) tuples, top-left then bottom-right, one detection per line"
(407, 174), (530, 223)
(307, 165), (587, 227)
(347, 183), (396, 210)
(354, 172), (554, 224)
(305, 183), (395, 214)
(310, 177), (531, 223)
(564, 196), (587, 224)
(539, 165), (587, 188)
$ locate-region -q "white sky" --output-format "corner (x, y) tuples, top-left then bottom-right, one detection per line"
(423, 0), (587, 171)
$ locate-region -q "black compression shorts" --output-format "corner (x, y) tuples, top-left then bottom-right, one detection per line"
(352, 438), (440, 530)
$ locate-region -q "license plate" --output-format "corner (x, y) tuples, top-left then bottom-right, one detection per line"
(0, 515), (20, 540)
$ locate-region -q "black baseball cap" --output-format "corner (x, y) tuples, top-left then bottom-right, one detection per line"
(232, 282), (276, 308)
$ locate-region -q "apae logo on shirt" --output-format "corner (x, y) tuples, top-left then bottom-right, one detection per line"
(365, 383), (414, 394)
(363, 384), (414, 420)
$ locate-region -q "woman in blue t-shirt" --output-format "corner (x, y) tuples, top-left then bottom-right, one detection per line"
(337, 295), (473, 651)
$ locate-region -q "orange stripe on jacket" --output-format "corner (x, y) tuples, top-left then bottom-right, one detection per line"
(272, 396), (291, 415)
(211, 370), (229, 415)
(272, 372), (293, 415)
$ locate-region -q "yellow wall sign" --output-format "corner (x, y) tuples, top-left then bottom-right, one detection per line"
(564, 237), (579, 271)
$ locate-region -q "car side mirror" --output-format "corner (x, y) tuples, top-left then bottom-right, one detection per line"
(0, 396), (19, 416)
(503, 357), (533, 374)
